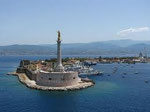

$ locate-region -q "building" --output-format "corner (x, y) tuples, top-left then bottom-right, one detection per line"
(139, 52), (147, 63)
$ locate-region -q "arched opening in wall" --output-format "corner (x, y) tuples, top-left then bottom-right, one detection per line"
(49, 78), (52, 80)
(73, 77), (76, 79)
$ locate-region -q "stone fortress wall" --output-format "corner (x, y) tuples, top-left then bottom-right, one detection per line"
(36, 72), (80, 87)
(16, 60), (81, 87)
(25, 69), (36, 81)
(16, 60), (36, 81)
(17, 66), (81, 87)
(17, 67), (36, 80)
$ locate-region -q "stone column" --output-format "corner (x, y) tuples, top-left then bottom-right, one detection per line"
(55, 31), (64, 72)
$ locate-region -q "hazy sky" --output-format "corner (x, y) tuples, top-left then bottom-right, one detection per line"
(0, 0), (150, 45)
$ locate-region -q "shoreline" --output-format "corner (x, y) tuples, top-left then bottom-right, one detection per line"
(8, 72), (94, 91)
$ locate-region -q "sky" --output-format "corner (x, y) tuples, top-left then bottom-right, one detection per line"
(0, 0), (150, 45)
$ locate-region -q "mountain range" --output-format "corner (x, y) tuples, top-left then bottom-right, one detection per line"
(0, 39), (149, 56)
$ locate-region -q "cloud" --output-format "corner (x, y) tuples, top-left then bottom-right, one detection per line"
(117, 27), (150, 36)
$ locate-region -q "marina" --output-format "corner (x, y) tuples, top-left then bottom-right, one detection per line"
(65, 61), (103, 76)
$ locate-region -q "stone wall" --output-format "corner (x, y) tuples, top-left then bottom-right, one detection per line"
(36, 72), (80, 87)
(16, 67), (36, 81)
(25, 69), (36, 81)
(19, 60), (30, 67)
(16, 67), (26, 73)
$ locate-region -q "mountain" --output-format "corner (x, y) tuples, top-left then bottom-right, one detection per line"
(97, 39), (150, 47)
(0, 39), (149, 56)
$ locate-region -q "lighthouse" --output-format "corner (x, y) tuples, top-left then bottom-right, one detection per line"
(54, 31), (64, 72)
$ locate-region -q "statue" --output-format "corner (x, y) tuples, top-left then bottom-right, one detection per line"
(57, 30), (61, 41)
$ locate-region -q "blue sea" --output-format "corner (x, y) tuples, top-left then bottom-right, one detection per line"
(1, 56), (150, 112)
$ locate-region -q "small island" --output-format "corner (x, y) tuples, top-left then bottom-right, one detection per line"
(9, 31), (94, 91)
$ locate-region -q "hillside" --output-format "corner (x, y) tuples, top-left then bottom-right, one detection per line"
(0, 39), (149, 56)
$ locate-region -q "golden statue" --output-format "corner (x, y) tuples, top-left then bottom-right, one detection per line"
(57, 30), (61, 41)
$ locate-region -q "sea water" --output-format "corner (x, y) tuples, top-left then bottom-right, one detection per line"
(0, 56), (150, 112)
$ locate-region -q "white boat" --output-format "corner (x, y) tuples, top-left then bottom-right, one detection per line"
(65, 63), (103, 76)
(79, 69), (103, 76)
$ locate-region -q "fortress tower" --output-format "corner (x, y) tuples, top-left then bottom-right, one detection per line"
(36, 31), (81, 87)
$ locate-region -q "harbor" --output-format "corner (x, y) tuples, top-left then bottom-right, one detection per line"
(1, 55), (150, 112)
(1, 0), (150, 111)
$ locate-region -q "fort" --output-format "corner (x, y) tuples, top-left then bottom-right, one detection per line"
(13, 31), (94, 91)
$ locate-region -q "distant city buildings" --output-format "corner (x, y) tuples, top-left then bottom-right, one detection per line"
(138, 52), (147, 63)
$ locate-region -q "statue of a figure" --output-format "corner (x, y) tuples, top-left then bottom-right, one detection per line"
(57, 30), (61, 40)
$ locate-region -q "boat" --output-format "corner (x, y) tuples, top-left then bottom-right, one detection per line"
(123, 73), (127, 75)
(79, 70), (103, 76)
(122, 76), (125, 78)
(134, 72), (139, 74)
(83, 61), (97, 66)
(65, 62), (103, 76)
(112, 67), (118, 74)
(145, 80), (148, 83)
